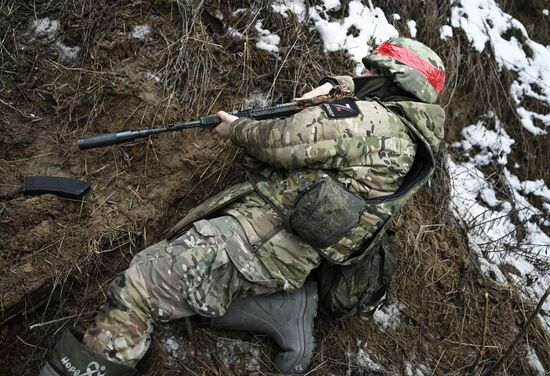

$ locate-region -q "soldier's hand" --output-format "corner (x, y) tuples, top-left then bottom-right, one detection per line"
(295, 82), (334, 100)
(212, 111), (238, 139)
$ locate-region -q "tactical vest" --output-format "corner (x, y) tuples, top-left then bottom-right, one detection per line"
(168, 100), (436, 268)
(246, 100), (435, 266)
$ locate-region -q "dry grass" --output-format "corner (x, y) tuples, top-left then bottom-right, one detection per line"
(0, 0), (549, 375)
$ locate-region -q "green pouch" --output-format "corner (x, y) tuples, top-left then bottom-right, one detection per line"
(284, 175), (366, 248)
(317, 230), (398, 316)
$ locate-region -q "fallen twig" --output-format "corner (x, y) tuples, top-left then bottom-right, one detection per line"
(483, 285), (550, 376)
(29, 314), (79, 330)
(469, 292), (490, 372)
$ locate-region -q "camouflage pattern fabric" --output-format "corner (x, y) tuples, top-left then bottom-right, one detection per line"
(387, 100), (445, 153)
(166, 182), (254, 240)
(229, 99), (419, 264)
(82, 65), (445, 365)
(315, 76), (445, 154)
(230, 100), (417, 198)
(223, 193), (322, 289)
(83, 215), (315, 365)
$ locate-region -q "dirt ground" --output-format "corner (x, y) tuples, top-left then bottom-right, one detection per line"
(1, 1), (549, 375)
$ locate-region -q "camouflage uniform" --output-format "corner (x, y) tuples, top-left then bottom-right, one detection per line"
(83, 37), (446, 366)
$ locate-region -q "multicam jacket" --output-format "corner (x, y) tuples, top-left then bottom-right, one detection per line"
(168, 76), (445, 288)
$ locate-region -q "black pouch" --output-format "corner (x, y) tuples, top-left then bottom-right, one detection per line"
(284, 175), (366, 248)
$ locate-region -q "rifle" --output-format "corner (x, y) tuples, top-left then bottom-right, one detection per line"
(77, 86), (352, 150)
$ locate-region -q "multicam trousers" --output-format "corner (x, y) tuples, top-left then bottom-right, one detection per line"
(82, 215), (294, 365)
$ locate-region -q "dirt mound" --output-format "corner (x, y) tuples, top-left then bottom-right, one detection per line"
(1, 1), (548, 375)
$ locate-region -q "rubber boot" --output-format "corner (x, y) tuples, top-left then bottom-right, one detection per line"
(211, 281), (318, 374)
(39, 329), (136, 376)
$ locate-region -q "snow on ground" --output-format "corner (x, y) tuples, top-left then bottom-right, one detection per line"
(440, 25), (453, 40)
(449, 113), (550, 330)
(243, 92), (271, 108)
(271, 0), (307, 22)
(526, 345), (547, 376)
(32, 18), (59, 39)
(146, 71), (161, 83)
(31, 18), (80, 62)
(407, 20), (417, 38)
(347, 341), (383, 375)
(131, 24), (150, 39)
(161, 335), (188, 363)
(404, 361), (431, 376)
(227, 26), (244, 38)
(269, 0), (401, 73)
(159, 329), (262, 373)
(448, 0), (550, 135)
(205, 339), (262, 373)
(55, 41), (80, 62)
(446, 0), (550, 337)
(255, 20), (281, 54)
(372, 301), (404, 330)
(348, 342), (432, 375)
(308, 1), (399, 74)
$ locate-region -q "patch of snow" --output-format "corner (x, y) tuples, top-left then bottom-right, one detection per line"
(232, 8), (248, 16)
(146, 72), (161, 83)
(450, 0), (550, 135)
(227, 27), (243, 38)
(243, 92), (270, 109)
(405, 362), (414, 376)
(272, 0), (307, 22)
(322, 0), (341, 11)
(132, 25), (150, 39)
(356, 348), (382, 371)
(348, 341), (383, 374)
(405, 361), (431, 376)
(392, 13), (402, 21)
(448, 111), (550, 330)
(32, 18), (59, 38)
(440, 25), (453, 40)
(255, 20), (280, 54)
(161, 336), (187, 362)
(308, 0), (399, 74)
(55, 41), (80, 61)
(543, 9), (549, 16)
(454, 114), (515, 166)
(373, 302), (404, 330)
(448, 158), (517, 252)
(31, 18), (80, 62)
(407, 20), (417, 38)
(207, 339), (262, 373)
(416, 364), (430, 376)
(526, 345), (546, 376)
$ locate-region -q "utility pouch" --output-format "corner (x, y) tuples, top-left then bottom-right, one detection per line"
(284, 175), (366, 248)
(317, 229), (398, 317)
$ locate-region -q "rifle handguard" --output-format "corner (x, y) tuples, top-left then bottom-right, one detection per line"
(200, 115), (222, 127)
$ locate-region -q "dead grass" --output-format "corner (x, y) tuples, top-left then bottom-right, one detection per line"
(0, 0), (549, 375)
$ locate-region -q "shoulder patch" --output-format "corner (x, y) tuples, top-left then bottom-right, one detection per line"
(322, 98), (360, 118)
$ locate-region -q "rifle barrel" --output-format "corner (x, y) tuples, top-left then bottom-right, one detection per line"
(77, 120), (204, 150)
(77, 101), (300, 150)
